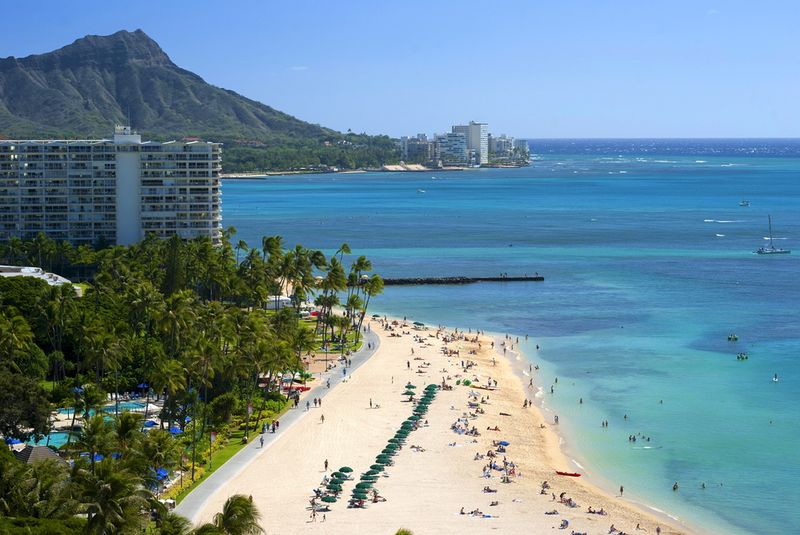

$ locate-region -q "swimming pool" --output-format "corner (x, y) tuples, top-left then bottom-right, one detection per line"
(26, 432), (73, 448)
(56, 401), (147, 417)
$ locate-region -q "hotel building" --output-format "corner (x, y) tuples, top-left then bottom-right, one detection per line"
(0, 126), (222, 246)
(452, 121), (489, 165)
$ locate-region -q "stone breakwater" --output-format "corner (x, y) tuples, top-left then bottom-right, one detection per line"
(381, 276), (544, 286)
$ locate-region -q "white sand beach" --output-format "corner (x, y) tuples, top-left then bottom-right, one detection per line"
(191, 319), (688, 534)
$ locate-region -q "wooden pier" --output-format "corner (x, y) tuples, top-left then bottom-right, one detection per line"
(382, 275), (544, 286)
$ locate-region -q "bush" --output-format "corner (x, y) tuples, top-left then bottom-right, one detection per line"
(264, 399), (286, 414)
(0, 517), (86, 534)
(209, 392), (239, 426)
(48, 382), (73, 406)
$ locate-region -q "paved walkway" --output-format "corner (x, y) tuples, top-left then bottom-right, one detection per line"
(175, 328), (380, 522)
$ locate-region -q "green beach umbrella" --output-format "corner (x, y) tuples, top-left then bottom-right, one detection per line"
(370, 464), (384, 471)
(408, 415), (420, 421)
(365, 469), (380, 476)
(352, 492), (369, 500)
(425, 384), (437, 389)
(327, 483), (342, 491)
(361, 475), (378, 482)
(413, 321), (425, 326)
(388, 438), (401, 443)
(331, 471), (345, 478)
(356, 482), (373, 489)
(339, 466), (353, 473)
(405, 384), (417, 389)
(321, 495), (337, 503)
(329, 478), (345, 485)
(402, 390), (415, 396)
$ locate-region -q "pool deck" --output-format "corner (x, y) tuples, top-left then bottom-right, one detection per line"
(174, 329), (380, 523)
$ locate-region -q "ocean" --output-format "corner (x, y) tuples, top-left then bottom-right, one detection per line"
(222, 139), (800, 534)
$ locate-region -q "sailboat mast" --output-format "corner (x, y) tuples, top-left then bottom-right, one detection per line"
(768, 215), (774, 248)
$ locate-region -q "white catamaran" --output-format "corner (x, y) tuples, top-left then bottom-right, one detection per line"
(756, 215), (790, 255)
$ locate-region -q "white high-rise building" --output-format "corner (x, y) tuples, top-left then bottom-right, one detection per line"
(0, 126), (222, 246)
(453, 121), (489, 165)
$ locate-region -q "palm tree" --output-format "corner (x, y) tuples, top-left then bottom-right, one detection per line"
(40, 283), (77, 356)
(114, 412), (143, 456)
(235, 240), (248, 264)
(195, 494), (263, 535)
(73, 415), (115, 473)
(156, 511), (194, 535)
(151, 357), (187, 430)
(355, 274), (384, 342)
(1, 458), (77, 519)
(0, 310), (35, 373)
(75, 458), (154, 534)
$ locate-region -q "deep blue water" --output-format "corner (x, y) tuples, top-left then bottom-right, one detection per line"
(222, 140), (800, 534)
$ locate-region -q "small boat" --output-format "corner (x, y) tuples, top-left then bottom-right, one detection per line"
(555, 471), (582, 477)
(739, 200), (750, 207)
(417, 189), (426, 194)
(756, 215), (790, 255)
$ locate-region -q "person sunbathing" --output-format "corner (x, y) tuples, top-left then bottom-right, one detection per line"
(490, 500), (499, 506)
(483, 486), (497, 493)
(487, 426), (501, 431)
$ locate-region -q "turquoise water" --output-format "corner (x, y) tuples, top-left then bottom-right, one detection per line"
(56, 401), (145, 417)
(223, 141), (800, 534)
(27, 432), (72, 448)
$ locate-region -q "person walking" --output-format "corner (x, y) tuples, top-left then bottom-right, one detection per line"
(320, 414), (325, 424)
(259, 435), (264, 448)
(324, 459), (329, 471)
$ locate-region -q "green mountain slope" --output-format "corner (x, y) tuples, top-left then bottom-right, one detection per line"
(0, 30), (397, 171)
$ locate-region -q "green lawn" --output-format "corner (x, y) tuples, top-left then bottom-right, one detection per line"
(174, 428), (248, 503)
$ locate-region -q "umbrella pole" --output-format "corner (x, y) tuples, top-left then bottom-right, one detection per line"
(141, 387), (150, 433)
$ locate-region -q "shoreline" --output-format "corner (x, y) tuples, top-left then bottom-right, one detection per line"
(495, 338), (700, 535)
(220, 164), (530, 179)
(188, 316), (690, 534)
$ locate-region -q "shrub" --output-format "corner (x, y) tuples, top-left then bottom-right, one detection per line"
(0, 517), (86, 534)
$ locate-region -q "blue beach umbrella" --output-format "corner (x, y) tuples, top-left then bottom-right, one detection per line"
(143, 420), (157, 428)
(4, 437), (21, 445)
(168, 427), (182, 435)
(137, 383), (149, 389)
(498, 440), (510, 446)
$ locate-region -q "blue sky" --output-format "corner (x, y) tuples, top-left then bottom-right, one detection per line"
(2, 0), (798, 138)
